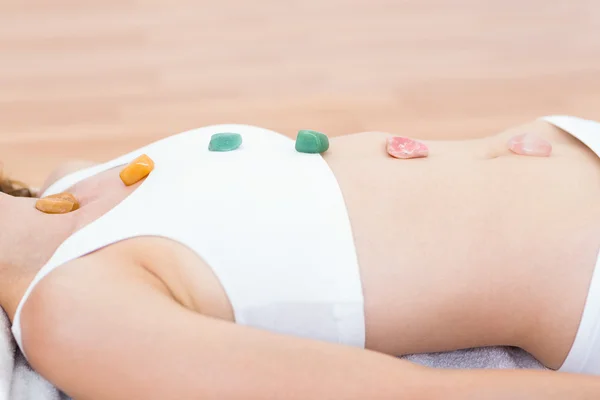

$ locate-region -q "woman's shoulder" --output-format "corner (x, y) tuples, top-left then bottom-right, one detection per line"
(18, 249), (172, 353)
(39, 160), (99, 195)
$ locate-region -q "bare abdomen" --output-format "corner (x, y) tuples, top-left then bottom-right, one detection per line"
(327, 127), (600, 367)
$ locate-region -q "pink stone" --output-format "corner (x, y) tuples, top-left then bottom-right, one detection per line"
(386, 136), (429, 159)
(507, 133), (552, 157)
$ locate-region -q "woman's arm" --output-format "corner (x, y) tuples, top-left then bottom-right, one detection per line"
(441, 369), (600, 400)
(20, 257), (600, 400)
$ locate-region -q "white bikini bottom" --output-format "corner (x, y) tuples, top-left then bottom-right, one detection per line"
(541, 116), (600, 375)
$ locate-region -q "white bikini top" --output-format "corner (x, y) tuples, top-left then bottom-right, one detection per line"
(12, 124), (365, 355)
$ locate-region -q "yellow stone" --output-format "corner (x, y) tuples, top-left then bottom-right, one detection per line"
(46, 192), (80, 211)
(120, 154), (155, 186)
(35, 197), (76, 214)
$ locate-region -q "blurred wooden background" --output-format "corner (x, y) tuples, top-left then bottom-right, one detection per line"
(1, 0), (600, 185)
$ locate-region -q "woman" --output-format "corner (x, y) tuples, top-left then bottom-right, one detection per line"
(0, 116), (599, 399)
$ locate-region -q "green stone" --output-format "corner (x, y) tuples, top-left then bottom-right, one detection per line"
(295, 130), (329, 154)
(208, 133), (243, 152)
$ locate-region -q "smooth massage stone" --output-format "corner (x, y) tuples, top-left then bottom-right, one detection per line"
(120, 154), (155, 186)
(386, 136), (429, 159)
(508, 133), (552, 157)
(295, 130), (330, 154)
(46, 192), (80, 211)
(35, 197), (76, 214)
(208, 132), (243, 152)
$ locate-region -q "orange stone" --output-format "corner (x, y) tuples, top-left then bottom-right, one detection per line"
(46, 192), (80, 211)
(119, 154), (155, 186)
(35, 197), (76, 214)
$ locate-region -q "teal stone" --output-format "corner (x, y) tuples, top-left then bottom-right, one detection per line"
(208, 133), (242, 152)
(295, 130), (329, 154)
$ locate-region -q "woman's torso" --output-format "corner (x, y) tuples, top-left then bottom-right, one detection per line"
(15, 119), (600, 367)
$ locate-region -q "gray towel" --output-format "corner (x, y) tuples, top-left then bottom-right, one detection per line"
(0, 310), (68, 400)
(402, 346), (545, 370)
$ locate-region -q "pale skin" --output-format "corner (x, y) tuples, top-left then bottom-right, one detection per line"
(0, 119), (600, 399)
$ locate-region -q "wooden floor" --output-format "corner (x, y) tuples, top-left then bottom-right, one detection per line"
(1, 0), (600, 185)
